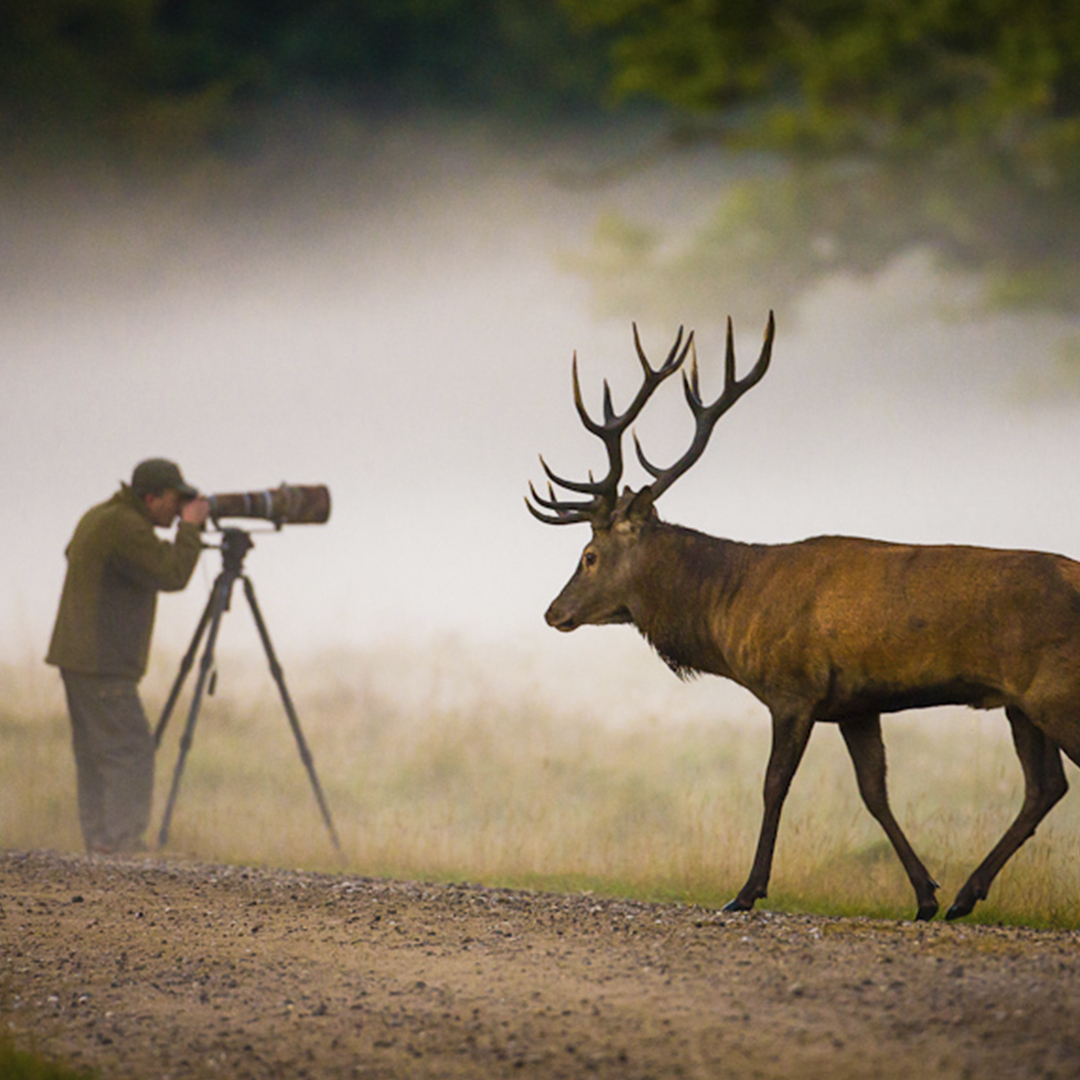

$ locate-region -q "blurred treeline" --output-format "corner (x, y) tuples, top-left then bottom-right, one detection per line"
(564, 0), (1080, 317)
(4, 0), (1080, 314)
(0, 0), (611, 154)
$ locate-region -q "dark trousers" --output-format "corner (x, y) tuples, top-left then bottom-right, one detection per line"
(60, 670), (154, 853)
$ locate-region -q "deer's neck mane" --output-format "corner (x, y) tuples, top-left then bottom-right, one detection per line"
(633, 523), (751, 680)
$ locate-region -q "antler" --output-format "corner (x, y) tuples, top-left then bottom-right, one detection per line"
(527, 325), (693, 525)
(634, 311), (775, 501)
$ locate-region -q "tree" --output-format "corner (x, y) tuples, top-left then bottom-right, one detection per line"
(561, 0), (1080, 317)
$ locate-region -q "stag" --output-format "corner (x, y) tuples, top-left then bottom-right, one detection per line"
(528, 313), (1080, 921)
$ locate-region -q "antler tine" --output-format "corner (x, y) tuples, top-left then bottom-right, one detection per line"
(602, 381), (616, 424)
(632, 323), (691, 385)
(540, 454), (608, 496)
(724, 315), (737, 391)
(571, 354), (605, 437)
(524, 495), (592, 525)
(535, 477), (576, 510)
(632, 430), (664, 480)
(525, 481), (595, 525)
(645, 311), (776, 501)
(687, 337), (701, 403)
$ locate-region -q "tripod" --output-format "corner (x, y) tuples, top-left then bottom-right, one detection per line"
(154, 527), (341, 851)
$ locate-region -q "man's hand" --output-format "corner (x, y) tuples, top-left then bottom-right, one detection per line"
(181, 496), (211, 528)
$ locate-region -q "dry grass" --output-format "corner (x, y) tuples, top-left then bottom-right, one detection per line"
(3, 634), (1079, 927)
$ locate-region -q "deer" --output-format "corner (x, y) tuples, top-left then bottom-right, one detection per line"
(527, 312), (1080, 921)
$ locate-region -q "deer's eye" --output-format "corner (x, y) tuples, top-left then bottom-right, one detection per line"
(582, 549), (598, 569)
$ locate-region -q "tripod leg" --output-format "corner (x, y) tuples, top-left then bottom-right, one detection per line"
(154, 584), (218, 748)
(156, 573), (234, 849)
(241, 575), (342, 852)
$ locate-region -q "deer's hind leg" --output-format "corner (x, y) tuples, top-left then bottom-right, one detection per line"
(946, 706), (1068, 920)
(839, 714), (940, 921)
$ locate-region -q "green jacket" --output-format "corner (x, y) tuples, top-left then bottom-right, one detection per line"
(46, 485), (203, 679)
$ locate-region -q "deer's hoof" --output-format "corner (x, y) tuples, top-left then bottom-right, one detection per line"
(946, 880), (987, 920)
(945, 898), (974, 921)
(914, 879), (940, 921)
(915, 900), (939, 922)
(721, 896), (756, 913)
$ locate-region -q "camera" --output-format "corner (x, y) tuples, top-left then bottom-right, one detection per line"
(205, 484), (331, 527)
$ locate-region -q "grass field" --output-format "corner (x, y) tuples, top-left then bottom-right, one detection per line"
(2, 632), (1078, 928)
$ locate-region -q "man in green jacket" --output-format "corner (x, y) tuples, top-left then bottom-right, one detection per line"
(47, 459), (210, 854)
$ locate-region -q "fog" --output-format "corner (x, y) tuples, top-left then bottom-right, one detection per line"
(4, 111), (1080, 705)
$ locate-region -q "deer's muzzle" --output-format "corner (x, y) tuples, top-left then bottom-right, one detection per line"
(544, 601), (578, 632)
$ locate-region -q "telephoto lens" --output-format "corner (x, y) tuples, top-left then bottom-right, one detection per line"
(206, 484), (331, 526)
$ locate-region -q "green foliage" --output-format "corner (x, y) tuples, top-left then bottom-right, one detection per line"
(563, 0), (1080, 154)
(0, 0), (611, 156)
(562, 0), (1080, 315)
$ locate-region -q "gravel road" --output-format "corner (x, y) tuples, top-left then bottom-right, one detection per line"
(2, 850), (1079, 1079)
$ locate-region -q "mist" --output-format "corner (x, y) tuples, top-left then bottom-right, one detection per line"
(4, 110), (1080, 709)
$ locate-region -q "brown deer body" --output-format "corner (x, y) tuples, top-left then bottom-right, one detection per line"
(529, 314), (1080, 920)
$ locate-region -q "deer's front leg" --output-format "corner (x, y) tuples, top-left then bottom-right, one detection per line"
(724, 711), (814, 912)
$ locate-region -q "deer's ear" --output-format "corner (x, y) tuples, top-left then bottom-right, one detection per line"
(625, 486), (657, 524)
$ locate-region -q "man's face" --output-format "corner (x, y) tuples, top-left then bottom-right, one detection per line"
(144, 488), (182, 527)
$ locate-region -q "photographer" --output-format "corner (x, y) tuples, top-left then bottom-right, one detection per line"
(46, 459), (210, 855)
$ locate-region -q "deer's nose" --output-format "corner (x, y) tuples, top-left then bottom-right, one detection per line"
(545, 602), (577, 632)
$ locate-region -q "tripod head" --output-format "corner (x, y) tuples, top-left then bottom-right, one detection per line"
(217, 527), (255, 575)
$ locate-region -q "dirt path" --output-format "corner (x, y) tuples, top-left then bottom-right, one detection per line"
(2, 850), (1079, 1079)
